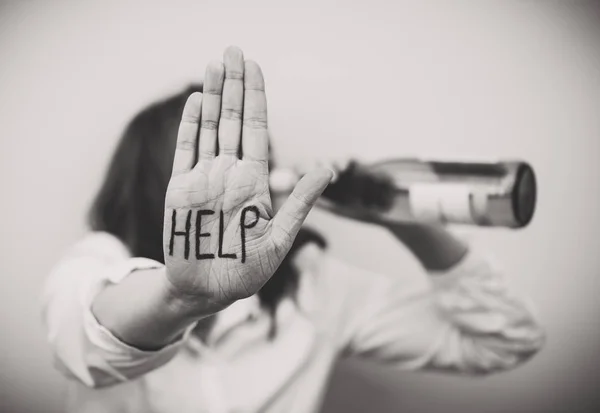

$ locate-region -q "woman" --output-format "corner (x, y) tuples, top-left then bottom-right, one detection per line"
(42, 46), (545, 413)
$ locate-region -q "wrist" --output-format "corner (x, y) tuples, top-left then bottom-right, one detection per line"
(160, 270), (225, 323)
(387, 222), (469, 271)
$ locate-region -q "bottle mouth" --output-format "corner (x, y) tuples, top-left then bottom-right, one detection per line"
(512, 164), (537, 227)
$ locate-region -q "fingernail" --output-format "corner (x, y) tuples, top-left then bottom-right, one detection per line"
(327, 168), (338, 183)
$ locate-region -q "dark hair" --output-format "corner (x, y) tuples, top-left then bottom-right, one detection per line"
(88, 85), (326, 328)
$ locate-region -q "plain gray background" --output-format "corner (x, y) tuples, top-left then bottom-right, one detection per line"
(1, 1), (599, 412)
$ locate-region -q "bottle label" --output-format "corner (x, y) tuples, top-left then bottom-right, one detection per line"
(409, 183), (486, 224)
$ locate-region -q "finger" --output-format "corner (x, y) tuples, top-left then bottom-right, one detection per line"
(199, 61), (224, 160)
(172, 92), (202, 176)
(270, 168), (334, 247)
(327, 158), (352, 183)
(242, 60), (268, 162)
(218, 46), (245, 157)
(293, 158), (348, 183)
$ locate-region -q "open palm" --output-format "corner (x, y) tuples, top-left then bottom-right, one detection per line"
(163, 47), (332, 311)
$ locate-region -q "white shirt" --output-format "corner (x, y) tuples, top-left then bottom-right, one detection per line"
(42, 232), (544, 413)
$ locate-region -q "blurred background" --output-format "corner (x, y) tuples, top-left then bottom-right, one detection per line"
(1, 0), (599, 412)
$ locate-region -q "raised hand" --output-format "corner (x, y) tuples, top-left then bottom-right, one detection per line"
(163, 47), (333, 313)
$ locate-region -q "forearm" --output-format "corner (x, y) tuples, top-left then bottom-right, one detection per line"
(91, 267), (206, 351)
(388, 223), (468, 271)
(339, 244), (544, 375)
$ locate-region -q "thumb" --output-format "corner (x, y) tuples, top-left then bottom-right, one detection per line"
(270, 167), (334, 247)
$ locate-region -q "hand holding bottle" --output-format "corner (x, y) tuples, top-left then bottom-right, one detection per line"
(271, 158), (386, 224)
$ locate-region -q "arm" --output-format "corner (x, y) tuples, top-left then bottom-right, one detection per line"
(42, 233), (197, 388)
(91, 267), (205, 351)
(327, 242), (545, 375)
(312, 158), (544, 373)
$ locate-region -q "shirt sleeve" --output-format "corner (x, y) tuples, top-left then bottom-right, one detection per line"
(326, 247), (546, 375)
(41, 232), (196, 388)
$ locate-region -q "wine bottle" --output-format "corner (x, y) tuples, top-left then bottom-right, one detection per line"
(269, 159), (537, 228)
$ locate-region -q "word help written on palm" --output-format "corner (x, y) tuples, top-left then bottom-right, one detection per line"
(163, 47), (333, 312)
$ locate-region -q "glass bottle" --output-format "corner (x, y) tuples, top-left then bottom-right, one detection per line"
(269, 159), (536, 228)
